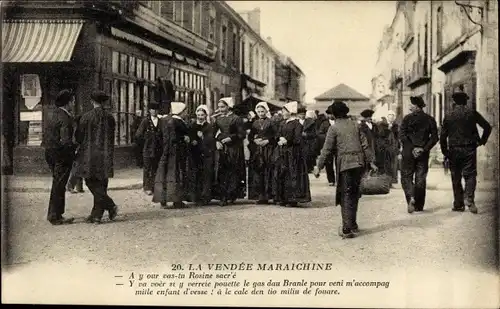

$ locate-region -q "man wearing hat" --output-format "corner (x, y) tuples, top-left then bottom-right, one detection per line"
(75, 90), (118, 224)
(42, 89), (77, 225)
(440, 89), (492, 214)
(297, 105), (317, 173)
(359, 109), (376, 161)
(386, 110), (400, 184)
(135, 101), (163, 195)
(317, 103), (337, 186)
(130, 109), (144, 168)
(314, 101), (377, 239)
(399, 96), (438, 213)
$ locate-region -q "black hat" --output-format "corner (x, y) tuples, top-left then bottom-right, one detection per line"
(148, 102), (160, 110)
(452, 92), (469, 105)
(409, 96), (426, 108)
(297, 106), (307, 114)
(55, 89), (74, 107)
(331, 101), (350, 118)
(360, 109), (375, 118)
(325, 104), (334, 115)
(91, 90), (110, 103)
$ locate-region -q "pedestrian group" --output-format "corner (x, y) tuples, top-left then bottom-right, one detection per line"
(43, 87), (491, 240)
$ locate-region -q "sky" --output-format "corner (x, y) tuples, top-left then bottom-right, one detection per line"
(227, 1), (396, 103)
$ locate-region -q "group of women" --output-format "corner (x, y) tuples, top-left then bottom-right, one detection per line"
(135, 98), (312, 208)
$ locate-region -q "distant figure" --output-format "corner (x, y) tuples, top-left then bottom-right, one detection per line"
(42, 89), (77, 225)
(440, 90), (491, 214)
(374, 117), (396, 177)
(130, 109), (144, 168)
(66, 113), (84, 194)
(317, 103), (336, 186)
(387, 110), (400, 184)
(75, 90), (118, 224)
(399, 96), (438, 213)
(297, 107), (317, 173)
(135, 102), (163, 196)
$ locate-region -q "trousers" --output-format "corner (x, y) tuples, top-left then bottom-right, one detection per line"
(338, 167), (363, 232)
(85, 177), (116, 219)
(401, 152), (430, 210)
(143, 155), (161, 192)
(448, 146), (477, 207)
(45, 148), (73, 221)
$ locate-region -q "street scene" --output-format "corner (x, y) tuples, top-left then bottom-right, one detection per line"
(1, 0), (499, 307)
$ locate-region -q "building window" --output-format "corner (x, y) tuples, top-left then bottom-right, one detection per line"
(261, 53), (265, 81)
(208, 3), (216, 42)
(424, 22), (428, 75)
(436, 6), (443, 55)
(137, 59), (143, 79)
(128, 56), (136, 76)
(192, 0), (202, 35)
(249, 43), (253, 76)
(183, 0), (193, 31)
(150, 62), (156, 81)
(160, 1), (174, 21)
(143, 60), (149, 82)
(220, 16), (228, 64)
(120, 54), (128, 75)
(240, 38), (245, 72)
(266, 57), (270, 84)
(173, 1), (183, 24)
(112, 51), (119, 73)
(232, 26), (238, 68)
(255, 49), (259, 78)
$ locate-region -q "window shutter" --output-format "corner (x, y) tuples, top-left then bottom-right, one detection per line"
(160, 1), (174, 20)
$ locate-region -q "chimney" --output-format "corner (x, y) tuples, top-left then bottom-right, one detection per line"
(247, 8), (261, 34)
(266, 36), (272, 45)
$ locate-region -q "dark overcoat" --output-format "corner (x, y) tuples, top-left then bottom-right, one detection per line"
(75, 106), (115, 180)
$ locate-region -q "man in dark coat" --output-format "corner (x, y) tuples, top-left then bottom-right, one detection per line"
(387, 110), (400, 184)
(42, 89), (77, 225)
(297, 106), (317, 173)
(440, 90), (492, 214)
(399, 96), (439, 213)
(130, 109), (144, 168)
(135, 102), (163, 195)
(75, 90), (118, 224)
(359, 109), (377, 172)
(317, 104), (336, 186)
(314, 101), (377, 239)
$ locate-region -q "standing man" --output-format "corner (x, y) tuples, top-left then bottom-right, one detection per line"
(399, 96), (439, 213)
(75, 90), (118, 224)
(135, 102), (163, 196)
(317, 104), (336, 186)
(387, 110), (400, 184)
(42, 89), (76, 225)
(131, 109), (144, 168)
(359, 109), (377, 170)
(440, 90), (491, 213)
(297, 106), (317, 173)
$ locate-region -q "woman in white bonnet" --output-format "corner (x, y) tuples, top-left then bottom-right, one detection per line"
(187, 104), (216, 206)
(152, 102), (191, 208)
(213, 97), (246, 206)
(247, 101), (276, 204)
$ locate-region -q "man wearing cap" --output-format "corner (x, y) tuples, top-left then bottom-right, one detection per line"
(317, 103), (336, 186)
(359, 109), (377, 162)
(440, 89), (492, 214)
(42, 89), (77, 225)
(75, 90), (118, 224)
(135, 102), (163, 196)
(131, 109), (144, 168)
(399, 96), (438, 213)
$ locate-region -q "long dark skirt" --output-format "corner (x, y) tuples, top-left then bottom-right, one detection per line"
(273, 146), (311, 204)
(216, 145), (245, 201)
(375, 147), (394, 177)
(188, 154), (214, 203)
(248, 145), (274, 201)
(153, 151), (189, 204)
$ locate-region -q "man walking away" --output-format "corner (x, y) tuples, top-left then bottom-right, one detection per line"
(75, 90), (118, 224)
(314, 101), (377, 239)
(399, 96), (439, 213)
(42, 89), (76, 225)
(440, 89), (491, 214)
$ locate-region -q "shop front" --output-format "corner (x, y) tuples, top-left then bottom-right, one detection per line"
(2, 19), (94, 174)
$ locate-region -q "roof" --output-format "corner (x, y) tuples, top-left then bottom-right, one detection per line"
(314, 83), (369, 101)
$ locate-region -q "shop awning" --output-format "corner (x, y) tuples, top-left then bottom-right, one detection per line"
(2, 19), (84, 63)
(111, 27), (173, 57)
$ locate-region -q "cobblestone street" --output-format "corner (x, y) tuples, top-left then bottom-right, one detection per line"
(3, 175), (498, 306)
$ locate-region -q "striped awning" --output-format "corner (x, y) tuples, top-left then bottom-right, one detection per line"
(111, 27), (173, 57)
(2, 20), (84, 63)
